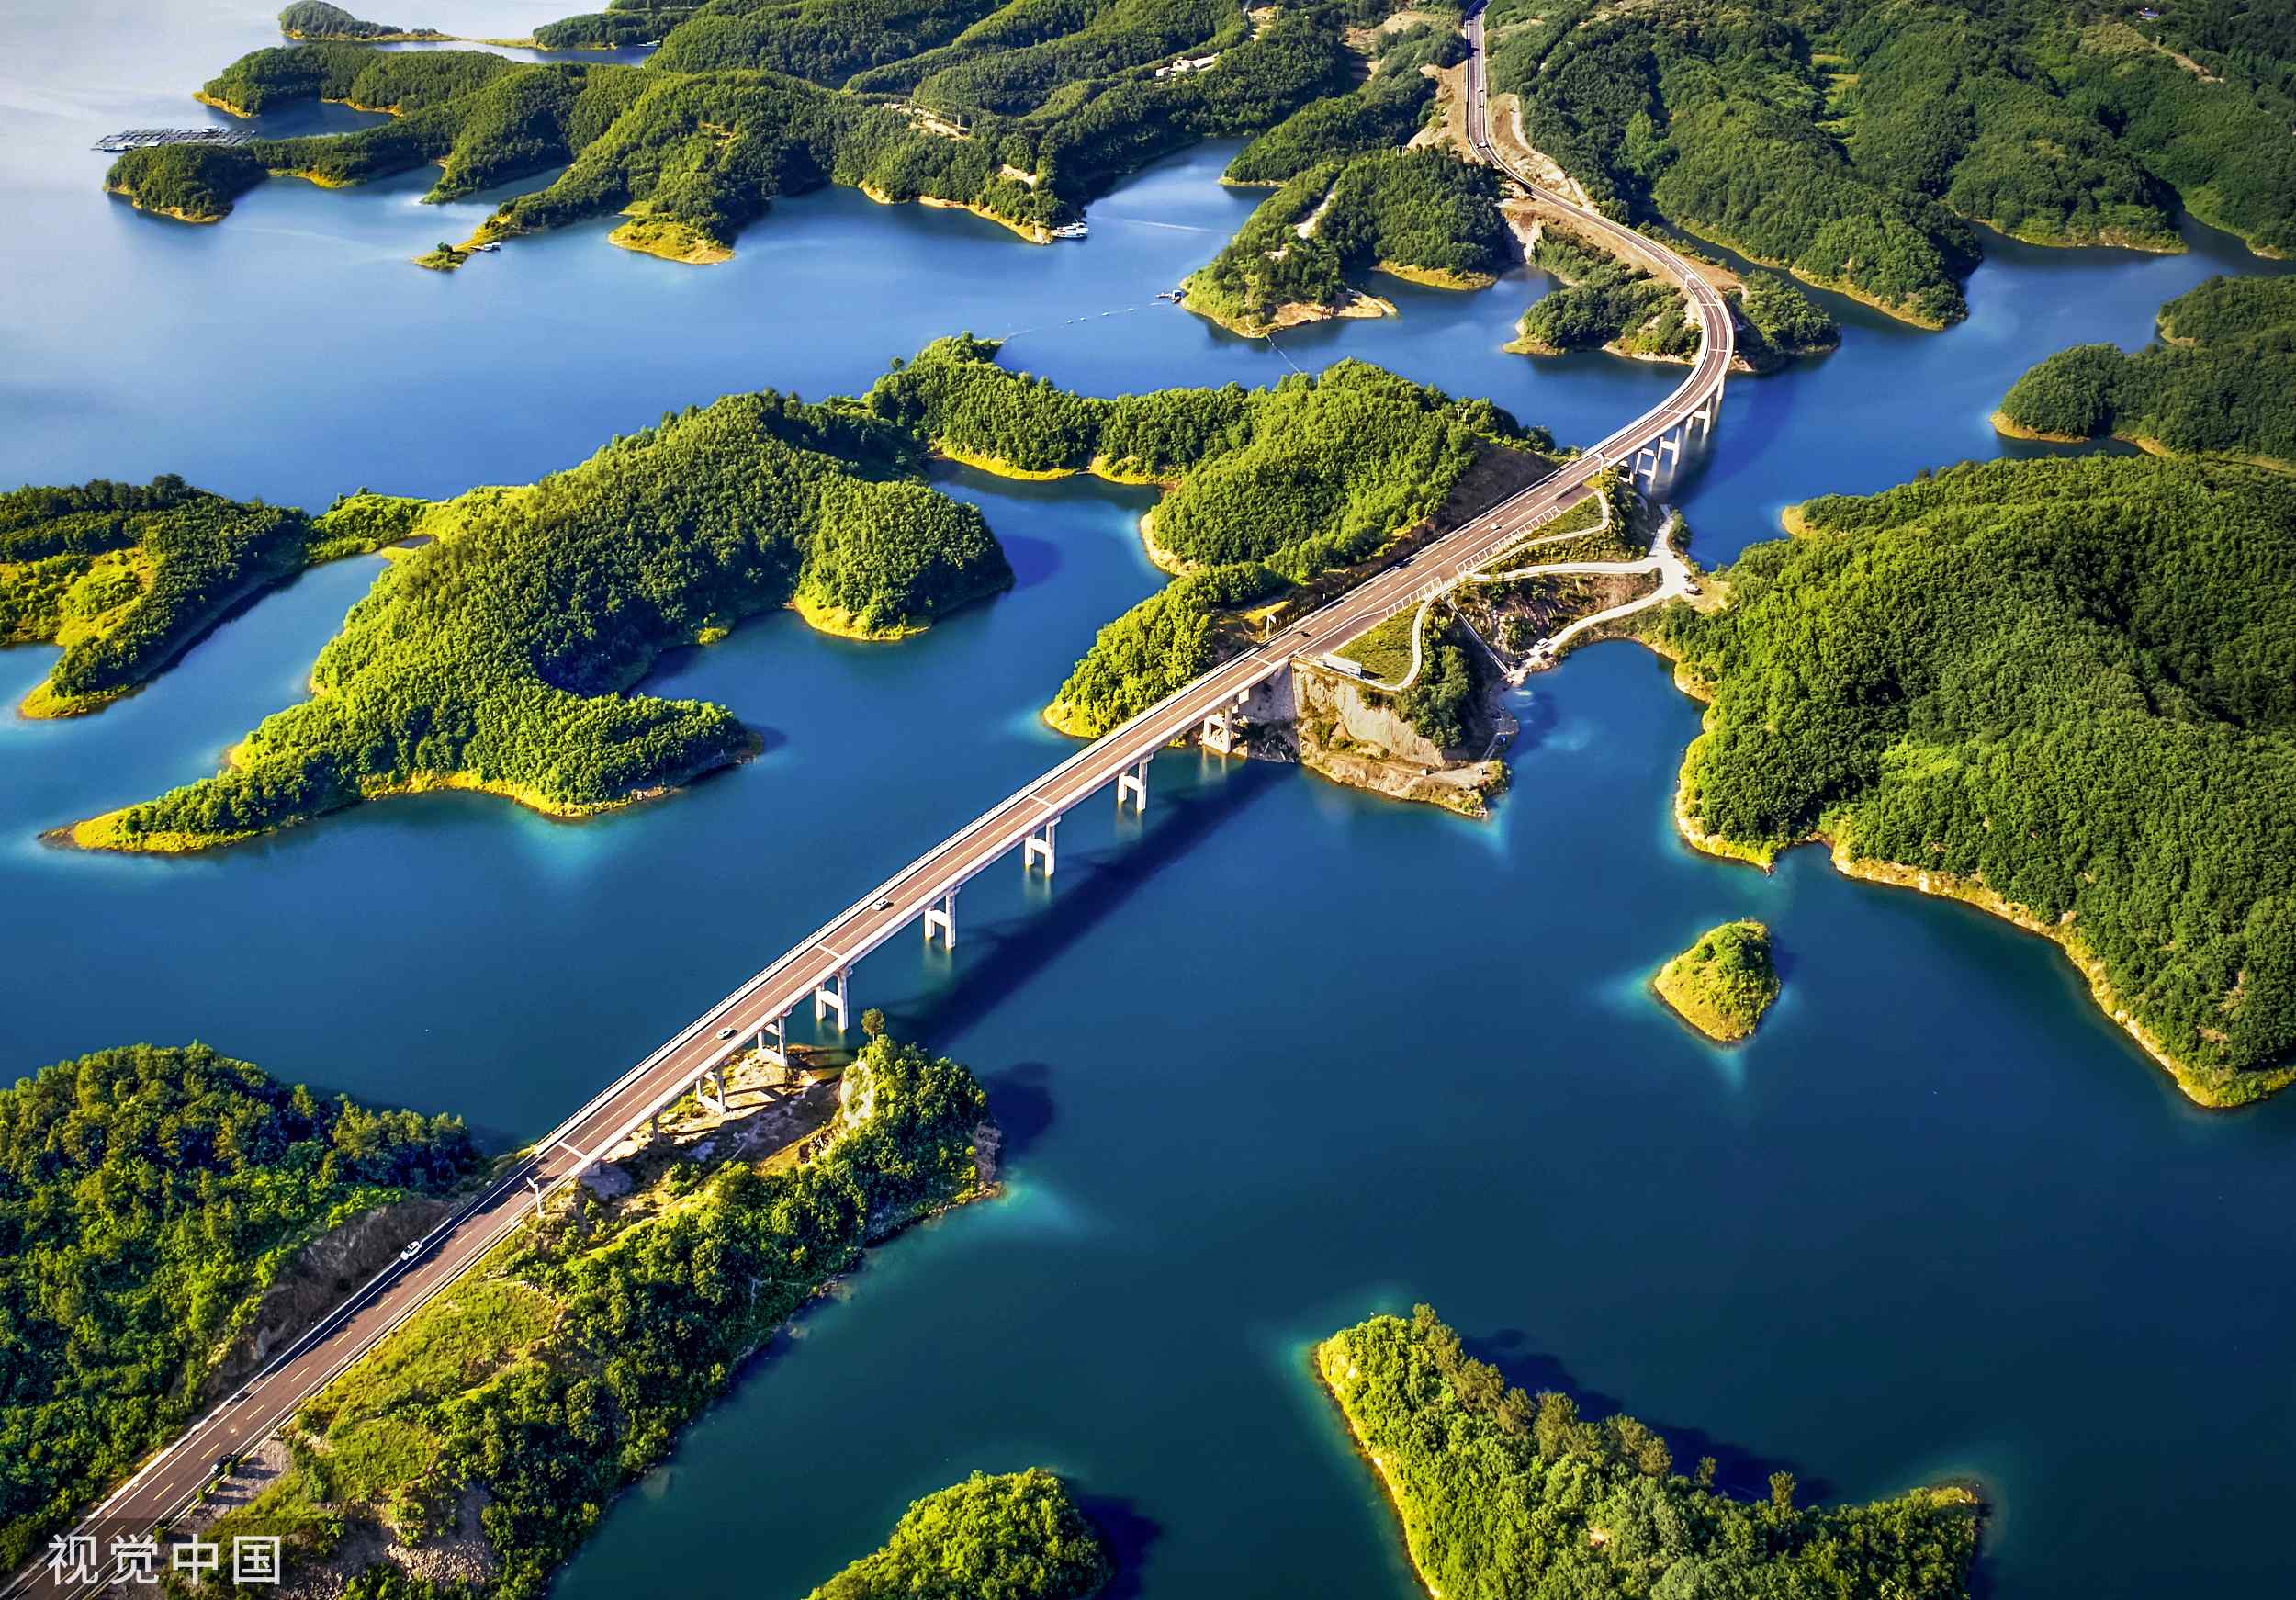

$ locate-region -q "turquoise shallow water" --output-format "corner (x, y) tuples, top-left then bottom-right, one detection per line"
(5, 6), (2296, 1595)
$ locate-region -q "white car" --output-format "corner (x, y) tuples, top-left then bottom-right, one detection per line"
(399, 1241), (423, 1264)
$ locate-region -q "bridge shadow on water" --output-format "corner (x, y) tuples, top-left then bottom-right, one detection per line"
(1462, 1326), (1837, 1506)
(872, 755), (1289, 1096)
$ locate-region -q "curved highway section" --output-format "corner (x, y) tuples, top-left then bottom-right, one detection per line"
(12, 15), (1732, 1594)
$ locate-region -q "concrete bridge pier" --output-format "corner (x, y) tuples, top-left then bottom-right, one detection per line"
(1117, 757), (1150, 814)
(924, 889), (958, 951)
(814, 965), (850, 1030)
(698, 1064), (727, 1115)
(757, 1011), (790, 1069)
(1202, 706), (1238, 757)
(1024, 817), (1058, 876)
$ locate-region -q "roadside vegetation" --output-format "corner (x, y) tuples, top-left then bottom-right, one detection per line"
(206, 1036), (992, 1600)
(0, 1044), (479, 1572)
(1485, 0), (2296, 327)
(1320, 1305), (1982, 1599)
(805, 1469), (1111, 1600)
(1650, 454), (2296, 1105)
(1223, 19), (1465, 185)
(139, 1), (1369, 259)
(1653, 919), (1780, 1042)
(1996, 274), (2296, 465)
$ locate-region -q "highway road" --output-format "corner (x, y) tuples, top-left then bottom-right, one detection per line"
(9, 15), (1730, 1593)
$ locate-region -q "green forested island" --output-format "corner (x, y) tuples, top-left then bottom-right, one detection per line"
(870, 336), (1551, 738)
(1486, 0), (2296, 325)
(805, 1470), (1111, 1600)
(277, 2), (446, 41)
(137, 0), (1374, 261)
(1184, 148), (1508, 334)
(1996, 274), (2296, 465)
(1320, 1306), (1982, 1599)
(0, 476), (401, 719)
(1651, 455), (2296, 1106)
(0, 1044), (479, 1570)
(208, 1035), (994, 1599)
(1653, 919), (1780, 1042)
(59, 342), (1548, 851)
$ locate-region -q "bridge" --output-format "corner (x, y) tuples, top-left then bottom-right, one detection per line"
(13, 13), (1730, 1594)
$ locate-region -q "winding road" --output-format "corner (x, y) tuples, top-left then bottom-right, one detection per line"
(9, 14), (1733, 1595)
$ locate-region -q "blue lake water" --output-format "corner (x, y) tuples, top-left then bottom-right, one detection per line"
(5, 5), (2295, 1596)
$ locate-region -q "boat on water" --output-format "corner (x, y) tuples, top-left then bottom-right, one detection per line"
(1050, 222), (1088, 240)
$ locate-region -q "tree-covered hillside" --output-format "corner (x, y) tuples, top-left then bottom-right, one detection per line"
(0, 1044), (479, 1570)
(0, 477), (403, 719)
(1652, 454), (2296, 1105)
(206, 1036), (992, 1600)
(1485, 0), (2296, 326)
(140, 0), (1375, 259)
(866, 335), (1552, 738)
(1184, 148), (1510, 333)
(1997, 274), (2296, 464)
(1321, 1305), (1983, 1599)
(805, 1470), (1111, 1600)
(75, 391), (1010, 852)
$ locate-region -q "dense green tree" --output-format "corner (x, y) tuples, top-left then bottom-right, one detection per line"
(1654, 454), (2296, 1103)
(1997, 275), (2296, 462)
(1321, 1305), (1982, 1600)
(92, 390), (1010, 850)
(208, 1038), (991, 1600)
(0, 1044), (478, 1569)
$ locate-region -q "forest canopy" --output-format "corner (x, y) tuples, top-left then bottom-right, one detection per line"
(1653, 454), (2296, 1105)
(1653, 918), (1780, 1042)
(1487, 0), (2296, 326)
(147, 2), (1363, 258)
(0, 1043), (478, 1571)
(805, 1470), (1112, 1600)
(1322, 1305), (1982, 1600)
(1185, 148), (1510, 334)
(1996, 274), (2296, 464)
(0, 476), (402, 720)
(276, 3), (445, 41)
(78, 389), (1011, 851)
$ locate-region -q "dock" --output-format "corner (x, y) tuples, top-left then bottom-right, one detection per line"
(92, 129), (255, 154)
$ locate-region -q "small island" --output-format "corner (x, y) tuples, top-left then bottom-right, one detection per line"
(1652, 919), (1780, 1042)
(804, 1470), (1111, 1600)
(277, 2), (447, 41)
(1319, 1306), (1982, 1599)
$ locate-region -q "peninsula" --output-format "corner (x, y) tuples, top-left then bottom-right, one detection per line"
(1653, 919), (1780, 1042)
(1647, 455), (2296, 1107)
(0, 476), (400, 719)
(1320, 1305), (1981, 1599)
